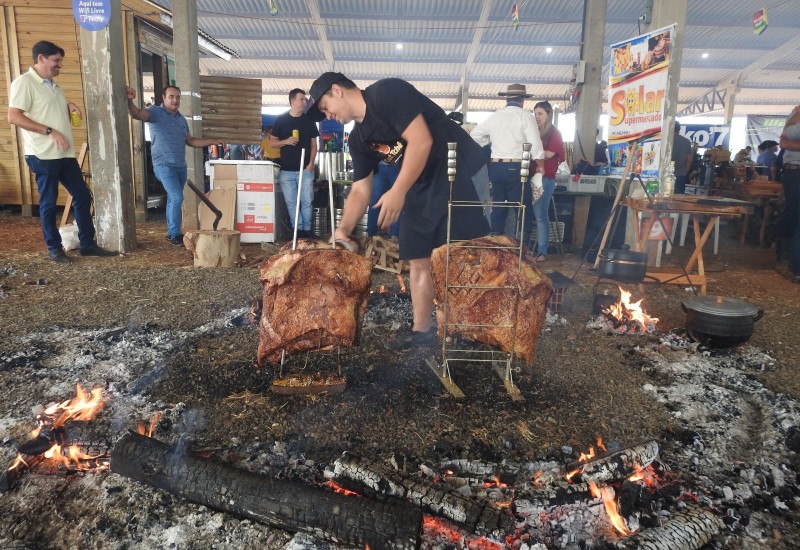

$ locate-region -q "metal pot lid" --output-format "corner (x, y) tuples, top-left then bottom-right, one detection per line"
(683, 295), (759, 317)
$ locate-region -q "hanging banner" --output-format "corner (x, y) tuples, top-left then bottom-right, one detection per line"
(679, 124), (730, 150)
(72, 0), (111, 31)
(746, 115), (786, 153)
(753, 9), (768, 35)
(607, 25), (674, 181)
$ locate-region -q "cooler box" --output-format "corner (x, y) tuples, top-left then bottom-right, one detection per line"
(567, 175), (607, 193)
(208, 160), (282, 243)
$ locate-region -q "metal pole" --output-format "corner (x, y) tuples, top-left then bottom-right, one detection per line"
(292, 148), (306, 250)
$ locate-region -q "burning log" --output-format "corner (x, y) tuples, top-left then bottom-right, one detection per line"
(604, 504), (724, 550)
(332, 453), (513, 535)
(110, 432), (421, 550)
(567, 440), (660, 484)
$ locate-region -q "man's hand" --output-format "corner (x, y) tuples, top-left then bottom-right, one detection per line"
(374, 187), (405, 231)
(286, 136), (299, 146)
(67, 102), (82, 118)
(126, 86), (137, 101)
(332, 227), (356, 251)
(50, 129), (70, 152)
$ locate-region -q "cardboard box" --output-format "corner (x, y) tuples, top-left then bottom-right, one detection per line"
(567, 175), (606, 193)
(208, 161), (281, 243)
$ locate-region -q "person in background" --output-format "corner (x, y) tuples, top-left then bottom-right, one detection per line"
(261, 127), (281, 162)
(127, 85), (225, 245)
(270, 88), (319, 238)
(228, 143), (245, 160)
(530, 101), (564, 262)
(306, 72), (490, 349)
(779, 107), (800, 282)
(672, 121), (693, 194)
(734, 146), (753, 164)
(470, 83), (544, 239)
(8, 40), (115, 262)
(757, 140), (779, 180)
(367, 161), (401, 238)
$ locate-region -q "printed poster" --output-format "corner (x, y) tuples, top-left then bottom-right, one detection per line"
(607, 25), (674, 182)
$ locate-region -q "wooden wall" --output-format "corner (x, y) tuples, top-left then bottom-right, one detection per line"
(0, 0), (162, 208)
(200, 76), (262, 145)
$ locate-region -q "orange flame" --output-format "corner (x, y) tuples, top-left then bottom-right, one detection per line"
(565, 467), (581, 482)
(589, 482), (635, 536)
(137, 413), (162, 437)
(396, 274), (407, 293)
(605, 288), (659, 332)
(379, 285), (386, 293)
(43, 383), (104, 427)
(43, 444), (108, 472)
(8, 454), (28, 471)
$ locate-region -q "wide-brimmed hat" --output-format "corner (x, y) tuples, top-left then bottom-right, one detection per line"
(498, 83), (532, 98)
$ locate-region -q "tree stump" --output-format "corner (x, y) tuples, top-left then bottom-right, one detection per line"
(183, 230), (241, 267)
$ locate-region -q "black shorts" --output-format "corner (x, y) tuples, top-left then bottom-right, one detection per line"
(398, 162), (490, 260)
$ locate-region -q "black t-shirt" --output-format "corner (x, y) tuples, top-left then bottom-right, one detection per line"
(349, 79), (489, 254)
(349, 79), (485, 181)
(271, 111), (319, 170)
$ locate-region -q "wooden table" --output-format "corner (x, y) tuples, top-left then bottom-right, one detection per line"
(622, 196), (752, 294)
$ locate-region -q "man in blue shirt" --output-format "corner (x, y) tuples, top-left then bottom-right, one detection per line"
(126, 85), (225, 245)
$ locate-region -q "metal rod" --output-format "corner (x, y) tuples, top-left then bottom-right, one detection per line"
(292, 148), (306, 251)
(328, 154), (337, 248)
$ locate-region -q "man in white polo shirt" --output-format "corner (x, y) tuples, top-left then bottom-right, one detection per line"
(8, 40), (114, 262)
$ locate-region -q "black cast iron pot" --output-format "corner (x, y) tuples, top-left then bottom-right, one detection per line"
(598, 247), (648, 283)
(682, 295), (763, 347)
(592, 282), (620, 315)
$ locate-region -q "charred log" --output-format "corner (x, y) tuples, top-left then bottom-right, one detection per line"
(514, 482), (595, 510)
(332, 453), (513, 535)
(110, 432), (421, 550)
(17, 425), (113, 457)
(568, 440), (660, 484)
(605, 504), (725, 550)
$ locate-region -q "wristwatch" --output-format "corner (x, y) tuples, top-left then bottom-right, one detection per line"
(45, 127), (52, 135)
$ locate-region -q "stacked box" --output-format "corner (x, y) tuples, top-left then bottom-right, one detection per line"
(209, 161), (281, 243)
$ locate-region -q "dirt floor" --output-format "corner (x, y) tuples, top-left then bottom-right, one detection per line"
(1, 206), (799, 549)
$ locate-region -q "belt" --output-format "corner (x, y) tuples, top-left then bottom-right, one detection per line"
(491, 158), (522, 163)
(783, 163), (800, 170)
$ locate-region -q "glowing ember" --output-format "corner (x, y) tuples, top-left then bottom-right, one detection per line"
(589, 481), (636, 536)
(422, 515), (504, 549)
(604, 288), (659, 333)
(396, 274), (407, 293)
(482, 475), (509, 489)
(628, 463), (662, 489)
(325, 480), (361, 497)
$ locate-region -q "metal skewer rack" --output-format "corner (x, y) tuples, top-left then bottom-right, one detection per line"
(425, 142), (533, 402)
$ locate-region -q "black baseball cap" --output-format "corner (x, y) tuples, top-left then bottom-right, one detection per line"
(305, 71), (347, 122)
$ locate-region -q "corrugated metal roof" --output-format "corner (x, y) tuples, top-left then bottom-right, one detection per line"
(149, 0), (800, 116)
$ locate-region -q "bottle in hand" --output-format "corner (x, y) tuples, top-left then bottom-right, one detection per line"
(71, 111), (81, 127)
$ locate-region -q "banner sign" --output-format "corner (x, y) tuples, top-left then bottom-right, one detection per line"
(746, 115), (786, 153)
(754, 9), (768, 35)
(72, 0), (111, 31)
(679, 124), (730, 150)
(607, 25), (674, 180)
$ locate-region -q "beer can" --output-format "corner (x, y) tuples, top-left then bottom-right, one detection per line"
(70, 111), (81, 127)
(292, 129), (299, 140)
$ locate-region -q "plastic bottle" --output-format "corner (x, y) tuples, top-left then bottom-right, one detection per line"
(661, 160), (675, 198)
